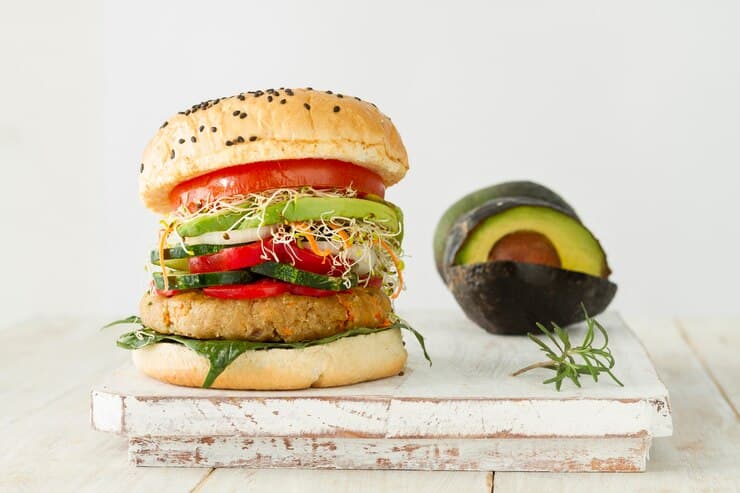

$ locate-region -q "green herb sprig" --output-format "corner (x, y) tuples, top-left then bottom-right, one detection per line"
(512, 305), (624, 391)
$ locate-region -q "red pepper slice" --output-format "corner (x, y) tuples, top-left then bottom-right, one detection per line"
(189, 239), (346, 276)
(155, 289), (181, 297)
(203, 280), (340, 299)
(202, 279), (290, 299)
(189, 240), (269, 273)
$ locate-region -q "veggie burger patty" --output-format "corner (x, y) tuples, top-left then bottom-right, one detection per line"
(140, 287), (392, 343)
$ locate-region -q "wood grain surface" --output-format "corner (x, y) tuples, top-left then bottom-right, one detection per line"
(90, 311), (671, 471)
(1, 312), (738, 492)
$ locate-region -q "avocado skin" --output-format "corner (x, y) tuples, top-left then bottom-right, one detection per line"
(433, 181), (577, 278)
(445, 262), (617, 335)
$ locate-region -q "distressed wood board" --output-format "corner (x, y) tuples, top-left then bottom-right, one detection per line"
(91, 311), (672, 471)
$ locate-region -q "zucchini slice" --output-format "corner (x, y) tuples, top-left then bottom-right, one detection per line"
(152, 270), (256, 291)
(250, 262), (357, 291)
(151, 243), (235, 263)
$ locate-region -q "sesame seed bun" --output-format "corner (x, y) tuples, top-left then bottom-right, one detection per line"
(131, 327), (408, 390)
(139, 88), (409, 213)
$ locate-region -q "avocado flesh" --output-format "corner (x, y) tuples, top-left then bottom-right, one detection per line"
(434, 181), (577, 278)
(177, 197), (401, 238)
(455, 206), (607, 278)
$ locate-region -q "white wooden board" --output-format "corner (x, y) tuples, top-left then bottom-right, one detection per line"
(494, 318), (740, 491)
(91, 311), (672, 471)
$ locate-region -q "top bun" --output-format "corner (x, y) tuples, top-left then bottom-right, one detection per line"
(139, 88), (409, 213)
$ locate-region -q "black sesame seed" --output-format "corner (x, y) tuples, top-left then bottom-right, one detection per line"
(326, 90), (333, 94)
(170, 149), (175, 159)
(280, 99), (286, 104)
(140, 163), (144, 173)
(184, 110), (191, 115)
(304, 103), (311, 110)
(306, 87), (313, 90)
(211, 127), (217, 132)
(238, 94), (246, 101)
(178, 138), (185, 144)
(354, 96), (361, 101)
(337, 94), (344, 98)
(232, 110), (240, 116)
(267, 88), (275, 93)
(237, 136), (245, 143)
(333, 106), (340, 113)
(191, 136), (197, 143)
(161, 121), (169, 128)
(267, 95), (273, 102)
(249, 135), (257, 142)
(285, 89), (294, 96)
(225, 140), (233, 146)
(240, 112), (247, 119)
(199, 125), (205, 132)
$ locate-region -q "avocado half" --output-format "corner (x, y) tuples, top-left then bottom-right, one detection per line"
(435, 182), (617, 335)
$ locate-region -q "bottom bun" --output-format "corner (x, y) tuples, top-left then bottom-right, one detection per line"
(132, 328), (407, 390)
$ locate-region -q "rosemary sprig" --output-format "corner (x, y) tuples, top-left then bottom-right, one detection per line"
(512, 305), (624, 391)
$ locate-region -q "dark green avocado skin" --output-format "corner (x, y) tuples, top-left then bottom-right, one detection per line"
(445, 262), (617, 335)
(433, 181), (577, 278)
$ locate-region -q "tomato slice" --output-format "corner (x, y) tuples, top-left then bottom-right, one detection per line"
(202, 279), (290, 299)
(189, 239), (346, 276)
(171, 159), (386, 211)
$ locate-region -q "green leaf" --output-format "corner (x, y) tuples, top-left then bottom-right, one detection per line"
(395, 317), (432, 366)
(527, 333), (557, 358)
(102, 315), (142, 330)
(116, 317), (431, 387)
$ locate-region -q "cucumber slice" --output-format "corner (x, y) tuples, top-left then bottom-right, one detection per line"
(250, 262), (357, 291)
(152, 270), (255, 291)
(176, 198), (401, 238)
(151, 243), (235, 263)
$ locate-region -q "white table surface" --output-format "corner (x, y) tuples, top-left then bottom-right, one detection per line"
(1, 313), (738, 492)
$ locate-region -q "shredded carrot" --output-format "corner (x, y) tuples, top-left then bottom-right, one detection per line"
(376, 239), (404, 299)
(158, 222), (175, 292)
(328, 223), (351, 248)
(293, 222), (332, 257)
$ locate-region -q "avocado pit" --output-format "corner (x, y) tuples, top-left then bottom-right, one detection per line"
(488, 230), (561, 269)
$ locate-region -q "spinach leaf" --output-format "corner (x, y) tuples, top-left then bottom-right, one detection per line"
(112, 315), (431, 387)
(395, 317), (432, 366)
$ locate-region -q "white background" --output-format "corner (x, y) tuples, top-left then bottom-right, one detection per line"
(2, 0), (739, 328)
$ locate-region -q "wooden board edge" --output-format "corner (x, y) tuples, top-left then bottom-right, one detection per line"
(127, 435), (650, 472)
(90, 389), (124, 433)
(91, 390), (671, 439)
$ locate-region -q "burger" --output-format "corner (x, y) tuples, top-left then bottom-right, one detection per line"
(106, 87), (428, 390)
